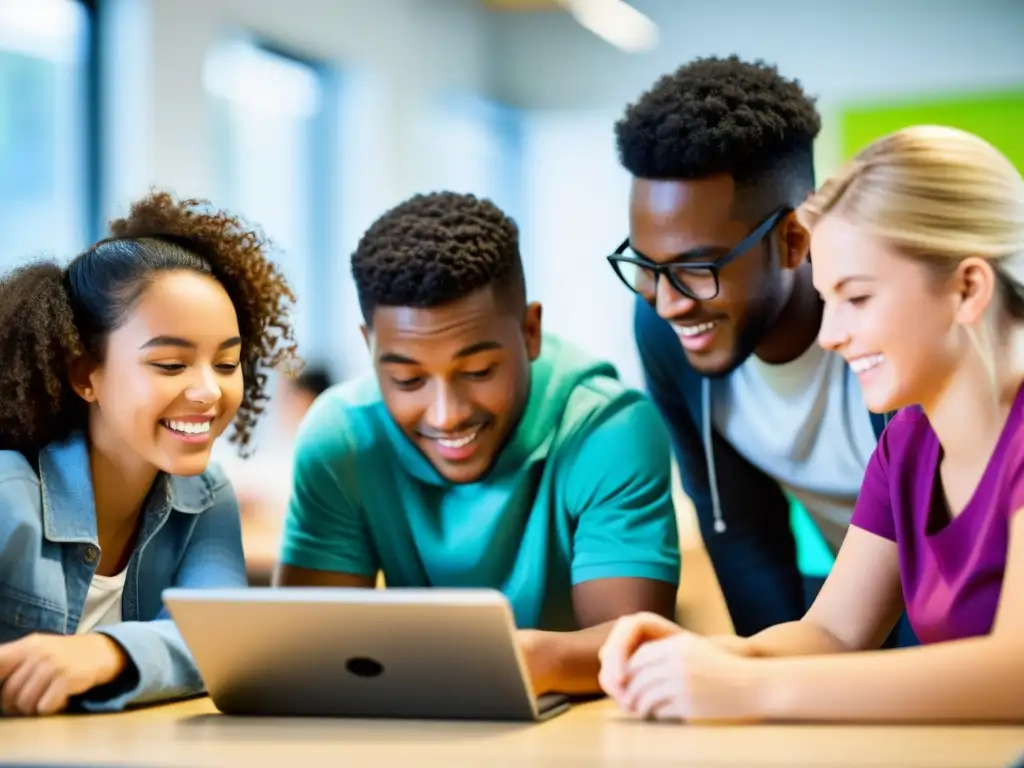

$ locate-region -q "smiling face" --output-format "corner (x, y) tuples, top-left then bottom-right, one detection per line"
(76, 270), (245, 476)
(365, 287), (542, 484)
(628, 175), (796, 376)
(811, 214), (993, 413)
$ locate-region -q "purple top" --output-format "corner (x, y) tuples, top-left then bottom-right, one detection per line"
(851, 390), (1024, 645)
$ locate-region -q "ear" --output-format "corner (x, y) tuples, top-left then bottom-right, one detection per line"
(522, 301), (542, 362)
(778, 211), (811, 270)
(68, 356), (99, 403)
(953, 256), (997, 326)
(360, 324), (370, 350)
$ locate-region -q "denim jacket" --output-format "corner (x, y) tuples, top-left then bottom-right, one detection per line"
(0, 431), (247, 711)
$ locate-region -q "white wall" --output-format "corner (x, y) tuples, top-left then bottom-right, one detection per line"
(517, 109), (643, 387)
(100, 0), (493, 380)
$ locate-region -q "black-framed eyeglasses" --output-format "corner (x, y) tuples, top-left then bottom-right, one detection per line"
(606, 208), (790, 301)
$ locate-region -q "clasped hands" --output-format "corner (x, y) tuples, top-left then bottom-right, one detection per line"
(597, 612), (766, 723)
(0, 633), (128, 716)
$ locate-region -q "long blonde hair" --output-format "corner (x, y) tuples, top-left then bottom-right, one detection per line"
(799, 125), (1024, 383)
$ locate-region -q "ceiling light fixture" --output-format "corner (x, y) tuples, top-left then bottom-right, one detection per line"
(559, 0), (658, 53)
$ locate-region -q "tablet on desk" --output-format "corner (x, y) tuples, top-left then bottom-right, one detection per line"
(162, 587), (571, 722)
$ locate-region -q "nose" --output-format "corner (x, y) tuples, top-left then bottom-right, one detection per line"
(186, 365), (222, 405)
(425, 381), (471, 433)
(654, 273), (697, 320)
(817, 301), (849, 352)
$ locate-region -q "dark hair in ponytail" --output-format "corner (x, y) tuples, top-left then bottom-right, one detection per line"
(0, 262), (86, 453)
(0, 190), (297, 455)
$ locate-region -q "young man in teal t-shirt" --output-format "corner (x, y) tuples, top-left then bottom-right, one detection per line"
(275, 192), (680, 696)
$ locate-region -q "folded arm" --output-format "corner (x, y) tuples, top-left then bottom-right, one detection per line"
(721, 428), (906, 660)
(749, 512), (1024, 722)
(736, 525), (906, 658)
(720, 422), (1024, 722)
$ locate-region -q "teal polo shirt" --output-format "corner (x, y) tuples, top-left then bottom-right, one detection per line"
(279, 333), (680, 630)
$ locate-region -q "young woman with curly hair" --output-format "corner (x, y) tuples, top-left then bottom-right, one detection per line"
(0, 190), (297, 716)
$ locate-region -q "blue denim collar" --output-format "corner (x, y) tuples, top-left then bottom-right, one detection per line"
(38, 431), (216, 544)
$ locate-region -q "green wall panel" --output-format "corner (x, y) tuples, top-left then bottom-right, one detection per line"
(840, 90), (1024, 168)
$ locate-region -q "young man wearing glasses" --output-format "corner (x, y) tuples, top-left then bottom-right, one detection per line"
(608, 56), (913, 644)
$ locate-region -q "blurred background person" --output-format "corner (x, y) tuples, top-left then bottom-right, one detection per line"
(278, 365), (333, 437)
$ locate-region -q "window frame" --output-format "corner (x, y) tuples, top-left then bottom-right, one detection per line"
(206, 35), (337, 363)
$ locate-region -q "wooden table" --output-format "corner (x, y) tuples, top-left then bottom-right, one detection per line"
(2, 696), (1022, 767)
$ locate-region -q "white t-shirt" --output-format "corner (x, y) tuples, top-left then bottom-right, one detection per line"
(712, 341), (878, 551)
(76, 569), (128, 635)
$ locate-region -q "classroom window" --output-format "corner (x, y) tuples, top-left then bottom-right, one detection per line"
(204, 38), (331, 359)
(0, 0), (92, 271)
(515, 110), (642, 388)
(420, 92), (522, 223)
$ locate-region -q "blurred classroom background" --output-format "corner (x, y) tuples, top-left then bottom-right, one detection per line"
(2, 0), (1022, 615)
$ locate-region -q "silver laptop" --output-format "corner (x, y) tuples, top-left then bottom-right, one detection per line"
(162, 587), (571, 722)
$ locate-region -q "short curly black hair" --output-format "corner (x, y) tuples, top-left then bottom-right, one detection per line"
(0, 190), (298, 457)
(615, 55), (822, 213)
(351, 191), (524, 323)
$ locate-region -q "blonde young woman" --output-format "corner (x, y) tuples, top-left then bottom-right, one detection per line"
(598, 125), (1024, 723)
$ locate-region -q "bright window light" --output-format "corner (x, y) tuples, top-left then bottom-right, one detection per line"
(0, 0), (89, 270)
(561, 0), (659, 53)
(203, 39), (321, 119)
(0, 0), (83, 62)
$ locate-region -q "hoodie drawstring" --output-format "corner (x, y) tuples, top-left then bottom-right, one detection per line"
(702, 378), (726, 534)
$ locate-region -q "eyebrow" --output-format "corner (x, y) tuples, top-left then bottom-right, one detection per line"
(833, 276), (877, 291)
(630, 243), (731, 263)
(140, 335), (243, 351)
(378, 340), (504, 366)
